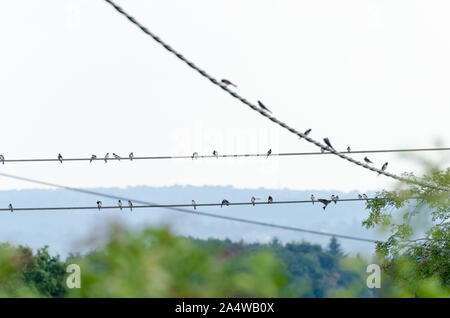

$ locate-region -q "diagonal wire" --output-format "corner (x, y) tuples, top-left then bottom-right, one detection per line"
(102, 0), (449, 192)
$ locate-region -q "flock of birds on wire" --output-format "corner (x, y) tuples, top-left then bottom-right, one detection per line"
(5, 193), (371, 213)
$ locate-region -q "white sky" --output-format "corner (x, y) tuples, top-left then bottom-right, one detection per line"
(0, 0), (449, 192)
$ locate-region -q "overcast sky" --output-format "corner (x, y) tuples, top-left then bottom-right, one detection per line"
(0, 0), (449, 193)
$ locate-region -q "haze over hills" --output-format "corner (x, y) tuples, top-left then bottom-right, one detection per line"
(0, 185), (386, 258)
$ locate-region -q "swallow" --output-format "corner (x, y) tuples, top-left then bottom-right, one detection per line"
(323, 138), (334, 150)
(251, 196), (256, 206)
(379, 162), (388, 175)
(58, 153), (63, 163)
(300, 129), (311, 139)
(221, 199), (230, 208)
(213, 150), (219, 158)
(128, 200), (133, 211)
(221, 79), (237, 88)
(104, 153), (109, 163)
(364, 157), (373, 164)
(266, 149), (272, 158)
(358, 194), (363, 199)
(257, 100), (272, 113)
(90, 155), (97, 163)
(129, 152), (134, 161)
(311, 194), (315, 205)
(347, 147), (351, 153)
(0, 154), (4, 164)
(192, 152), (198, 160)
(118, 200), (123, 210)
(113, 153), (121, 161)
(8, 203), (13, 213)
(97, 201), (102, 210)
(192, 200), (197, 210)
(331, 195), (337, 204)
(317, 199), (331, 210)
(268, 196), (273, 204)
(363, 194), (368, 200)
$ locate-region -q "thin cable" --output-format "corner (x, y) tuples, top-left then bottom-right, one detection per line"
(1, 172), (447, 253)
(0, 197), (383, 211)
(102, 0), (449, 192)
(1, 147), (449, 163)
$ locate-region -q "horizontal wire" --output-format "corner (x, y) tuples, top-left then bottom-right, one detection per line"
(1, 147), (449, 163)
(0, 197), (382, 211)
(1, 172), (448, 254)
(103, 0), (449, 192)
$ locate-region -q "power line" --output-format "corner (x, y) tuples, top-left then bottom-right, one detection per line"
(1, 172), (448, 255)
(103, 0), (449, 192)
(0, 197), (383, 212)
(1, 147), (449, 163)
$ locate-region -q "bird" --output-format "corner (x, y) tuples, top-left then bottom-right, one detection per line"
(266, 149), (272, 158)
(8, 203), (13, 213)
(58, 153), (63, 163)
(363, 194), (368, 200)
(213, 150), (219, 158)
(323, 138), (334, 150)
(90, 155), (97, 163)
(317, 199), (331, 210)
(304, 129), (312, 136)
(104, 153), (109, 163)
(311, 194), (315, 205)
(221, 199), (230, 208)
(364, 157), (373, 164)
(379, 162), (388, 175)
(347, 147), (351, 153)
(251, 196), (256, 206)
(192, 200), (197, 210)
(118, 200), (123, 210)
(113, 153), (121, 161)
(96, 201), (102, 210)
(268, 196), (273, 204)
(129, 152), (134, 161)
(128, 200), (133, 211)
(358, 194), (363, 199)
(0, 154), (4, 164)
(192, 152), (198, 160)
(335, 195), (340, 201)
(331, 195), (337, 204)
(257, 100), (272, 113)
(221, 79), (237, 88)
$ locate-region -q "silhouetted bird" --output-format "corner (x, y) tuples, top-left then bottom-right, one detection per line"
(128, 200), (133, 211)
(311, 194), (315, 205)
(129, 152), (134, 161)
(213, 150), (219, 158)
(266, 149), (272, 158)
(104, 153), (109, 163)
(192, 200), (197, 210)
(304, 129), (312, 136)
(347, 147), (351, 153)
(331, 195), (337, 204)
(380, 162), (388, 174)
(362, 194), (368, 200)
(221, 199), (230, 208)
(8, 203), (13, 213)
(58, 153), (63, 163)
(90, 155), (97, 163)
(268, 196), (273, 204)
(317, 199), (331, 210)
(257, 101), (272, 113)
(113, 153), (121, 161)
(364, 157), (373, 164)
(251, 196), (256, 206)
(323, 138), (334, 149)
(0, 154), (4, 164)
(97, 201), (102, 210)
(221, 79), (237, 88)
(192, 152), (198, 160)
(118, 200), (123, 210)
(358, 194), (363, 199)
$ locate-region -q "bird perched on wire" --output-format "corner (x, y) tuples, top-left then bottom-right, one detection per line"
(251, 196), (258, 206)
(311, 194), (315, 205)
(257, 101), (272, 113)
(58, 153), (63, 163)
(268, 196), (273, 204)
(266, 149), (272, 158)
(364, 157), (373, 164)
(323, 138), (334, 150)
(362, 194), (368, 200)
(96, 201), (102, 210)
(8, 203), (13, 213)
(331, 195), (338, 204)
(358, 194), (363, 199)
(213, 150), (219, 158)
(347, 147), (351, 153)
(118, 200), (123, 210)
(221, 79), (237, 88)
(104, 153), (109, 163)
(300, 129), (311, 139)
(192, 152), (198, 160)
(379, 162), (388, 175)
(129, 152), (134, 161)
(90, 155), (97, 163)
(192, 200), (197, 210)
(113, 153), (121, 161)
(221, 199), (230, 208)
(0, 154), (4, 164)
(317, 199), (331, 210)
(128, 200), (133, 211)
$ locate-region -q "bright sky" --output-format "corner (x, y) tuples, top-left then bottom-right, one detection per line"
(0, 0), (449, 192)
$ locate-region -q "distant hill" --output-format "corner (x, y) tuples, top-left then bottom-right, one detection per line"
(0, 185), (385, 258)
